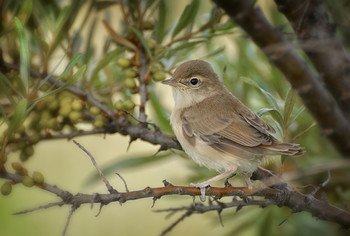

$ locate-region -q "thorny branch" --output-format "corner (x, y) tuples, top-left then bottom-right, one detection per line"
(1, 160), (349, 232)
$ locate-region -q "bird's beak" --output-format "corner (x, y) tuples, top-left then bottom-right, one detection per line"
(161, 78), (188, 88)
(161, 78), (177, 86)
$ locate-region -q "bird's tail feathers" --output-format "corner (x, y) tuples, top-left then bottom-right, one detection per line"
(263, 141), (305, 156)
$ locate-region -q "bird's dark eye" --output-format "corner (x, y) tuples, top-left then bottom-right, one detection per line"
(190, 78), (199, 85)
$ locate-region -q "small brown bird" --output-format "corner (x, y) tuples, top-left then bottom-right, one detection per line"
(162, 60), (304, 199)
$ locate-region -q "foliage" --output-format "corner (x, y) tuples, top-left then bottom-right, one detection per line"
(0, 0), (348, 236)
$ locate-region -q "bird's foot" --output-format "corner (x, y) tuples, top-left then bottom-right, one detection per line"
(190, 182), (209, 202)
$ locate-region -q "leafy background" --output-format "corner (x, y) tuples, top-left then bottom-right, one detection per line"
(0, 0), (348, 235)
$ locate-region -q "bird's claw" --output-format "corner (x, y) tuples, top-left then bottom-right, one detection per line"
(190, 182), (209, 202)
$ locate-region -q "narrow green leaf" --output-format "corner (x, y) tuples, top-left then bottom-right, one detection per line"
(0, 73), (20, 104)
(84, 152), (171, 186)
(14, 17), (30, 95)
(257, 108), (284, 131)
(7, 98), (27, 135)
(172, 0), (200, 38)
(259, 88), (280, 113)
(171, 40), (205, 51)
(240, 76), (259, 88)
(155, 0), (167, 43)
(18, 0), (33, 24)
(130, 26), (152, 59)
(199, 6), (222, 31)
(283, 87), (296, 125)
(150, 94), (173, 134)
(202, 46), (225, 59)
(90, 49), (120, 81)
(60, 53), (83, 79)
(292, 122), (316, 142)
(269, 117), (283, 139)
(68, 64), (87, 84)
(212, 20), (236, 31)
(287, 105), (305, 128)
(256, 108), (275, 117)
(241, 76), (281, 113)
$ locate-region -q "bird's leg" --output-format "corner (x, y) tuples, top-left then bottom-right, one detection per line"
(190, 169), (237, 202)
(242, 172), (253, 189)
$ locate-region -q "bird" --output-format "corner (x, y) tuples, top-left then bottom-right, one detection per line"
(161, 60), (304, 200)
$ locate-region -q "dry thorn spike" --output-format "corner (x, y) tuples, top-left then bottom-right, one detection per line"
(91, 193), (100, 209)
(13, 201), (65, 215)
(278, 210), (295, 226)
(160, 211), (193, 236)
(62, 204), (79, 236)
(115, 172), (129, 192)
(124, 110), (159, 130)
(311, 170), (331, 196)
(162, 179), (173, 187)
(95, 203), (104, 217)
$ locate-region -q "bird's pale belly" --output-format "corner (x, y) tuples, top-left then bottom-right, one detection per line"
(171, 113), (261, 174)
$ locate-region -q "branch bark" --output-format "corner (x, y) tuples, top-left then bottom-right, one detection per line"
(1, 170), (349, 229)
(213, 0), (350, 157)
(274, 0), (350, 119)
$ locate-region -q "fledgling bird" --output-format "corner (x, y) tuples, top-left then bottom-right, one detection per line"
(162, 60), (304, 200)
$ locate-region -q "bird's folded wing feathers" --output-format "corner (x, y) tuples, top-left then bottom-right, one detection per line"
(181, 94), (275, 148)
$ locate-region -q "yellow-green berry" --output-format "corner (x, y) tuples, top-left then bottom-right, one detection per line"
(20, 146), (34, 162)
(115, 100), (124, 110)
(125, 78), (137, 89)
(32, 171), (44, 184)
(24, 145), (34, 156)
(89, 106), (101, 115)
(1, 182), (12, 196)
(69, 111), (81, 122)
(18, 141), (26, 150)
(117, 58), (131, 68)
(125, 68), (138, 78)
(154, 72), (166, 81)
(151, 65), (161, 73)
(47, 118), (58, 129)
(72, 100), (83, 111)
(123, 100), (135, 111)
(22, 176), (35, 187)
(20, 151), (29, 162)
(58, 105), (72, 117)
(29, 133), (41, 144)
(48, 100), (59, 112)
(11, 162), (23, 172)
(93, 118), (105, 129)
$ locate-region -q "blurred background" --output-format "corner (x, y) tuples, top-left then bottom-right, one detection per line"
(0, 0), (349, 235)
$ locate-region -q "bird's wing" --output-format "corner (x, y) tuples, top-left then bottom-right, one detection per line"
(181, 93), (275, 148)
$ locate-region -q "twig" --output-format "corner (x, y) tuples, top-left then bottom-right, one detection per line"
(72, 140), (117, 194)
(63, 205), (78, 236)
(116, 172), (129, 192)
(14, 201), (65, 215)
(311, 170), (331, 196)
(160, 211), (193, 236)
(278, 210), (294, 226)
(137, 45), (148, 122)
